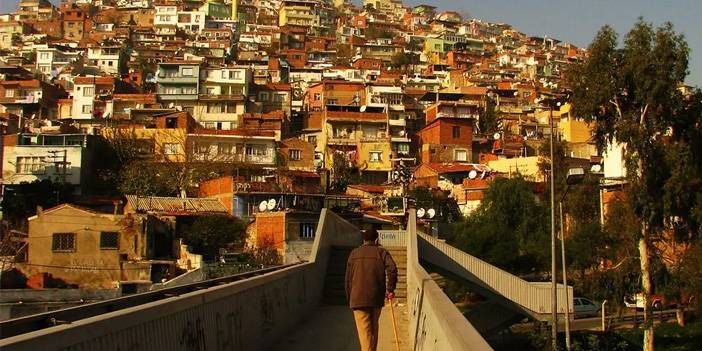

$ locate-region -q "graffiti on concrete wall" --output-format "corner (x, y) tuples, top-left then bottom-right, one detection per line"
(215, 305), (244, 351)
(179, 317), (206, 351)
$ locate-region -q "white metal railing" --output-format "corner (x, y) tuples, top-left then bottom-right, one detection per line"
(378, 230), (407, 247)
(406, 212), (493, 351)
(417, 232), (572, 316)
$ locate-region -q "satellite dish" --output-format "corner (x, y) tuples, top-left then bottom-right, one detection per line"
(427, 208), (436, 219)
(360, 105), (367, 112)
(259, 200), (268, 212)
(493, 132), (501, 140)
(267, 198), (277, 211)
(591, 164), (602, 173)
(399, 130), (405, 136)
(468, 170), (478, 179)
(417, 208), (426, 218)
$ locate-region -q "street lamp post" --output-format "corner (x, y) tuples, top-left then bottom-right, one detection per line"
(560, 167), (585, 351)
(549, 103), (558, 351)
(536, 97), (562, 350)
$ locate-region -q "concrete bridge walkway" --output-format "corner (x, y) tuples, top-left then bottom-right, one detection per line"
(0, 209), (571, 351)
(272, 303), (409, 351)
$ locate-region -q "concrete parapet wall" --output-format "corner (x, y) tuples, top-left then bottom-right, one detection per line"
(406, 211), (493, 351)
(0, 289), (121, 303)
(0, 209), (361, 351)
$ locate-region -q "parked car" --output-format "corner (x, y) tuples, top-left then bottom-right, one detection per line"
(624, 293), (665, 310)
(574, 297), (600, 319)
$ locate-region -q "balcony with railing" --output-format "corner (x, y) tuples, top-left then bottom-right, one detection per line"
(156, 71), (199, 84)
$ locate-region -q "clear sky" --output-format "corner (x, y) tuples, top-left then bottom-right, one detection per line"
(0, 0), (699, 86)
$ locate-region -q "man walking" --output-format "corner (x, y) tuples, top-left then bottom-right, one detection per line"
(345, 229), (398, 351)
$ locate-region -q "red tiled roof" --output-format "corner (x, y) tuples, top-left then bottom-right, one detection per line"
(1, 80), (41, 88)
(242, 111), (285, 121)
(190, 128), (276, 137)
(266, 83), (292, 91)
(326, 111), (386, 122)
(73, 76), (115, 85)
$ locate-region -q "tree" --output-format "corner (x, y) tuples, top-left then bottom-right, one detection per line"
(407, 186), (461, 224)
(330, 152), (359, 193)
(477, 96), (498, 134)
(568, 19), (699, 349)
(451, 177), (550, 275)
(390, 52), (420, 70)
(335, 44), (353, 67)
(118, 161), (176, 196)
(182, 215), (246, 260)
(1, 180), (74, 230)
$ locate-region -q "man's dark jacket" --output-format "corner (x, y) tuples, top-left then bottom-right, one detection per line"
(345, 243), (398, 309)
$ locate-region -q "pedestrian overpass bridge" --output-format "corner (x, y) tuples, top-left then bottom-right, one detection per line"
(0, 209), (572, 351)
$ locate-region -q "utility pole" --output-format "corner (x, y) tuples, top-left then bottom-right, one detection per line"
(48, 149), (68, 185)
(549, 104), (558, 351)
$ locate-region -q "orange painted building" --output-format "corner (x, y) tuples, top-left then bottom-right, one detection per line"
(304, 80), (365, 112)
(418, 118), (474, 163)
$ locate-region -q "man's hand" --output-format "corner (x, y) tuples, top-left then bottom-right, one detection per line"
(387, 291), (395, 300)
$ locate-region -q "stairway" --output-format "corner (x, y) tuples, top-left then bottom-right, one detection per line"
(323, 246), (408, 305)
(323, 246), (354, 305)
(385, 246), (407, 303)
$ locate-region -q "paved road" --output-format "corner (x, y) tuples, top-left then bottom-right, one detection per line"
(563, 308), (678, 331)
(271, 302), (409, 351)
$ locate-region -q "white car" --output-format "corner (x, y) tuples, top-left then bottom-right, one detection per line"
(573, 297), (600, 318)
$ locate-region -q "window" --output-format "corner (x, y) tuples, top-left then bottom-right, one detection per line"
(163, 143), (179, 155)
(82, 105), (92, 114)
(273, 94), (285, 102)
(181, 67), (193, 76)
(300, 223), (315, 239)
(250, 174), (265, 182)
(454, 149), (467, 162)
(52, 233), (76, 252)
(452, 126), (461, 138)
(259, 93), (269, 101)
(246, 145), (267, 156)
(314, 93), (321, 101)
(218, 143), (234, 155)
(327, 98), (338, 105)
(206, 103), (222, 113)
(164, 87), (178, 94)
(182, 87), (197, 94)
(100, 232), (119, 249)
(206, 87), (215, 95)
(5, 89), (14, 97)
(39, 52), (49, 60)
(307, 136), (316, 144)
(195, 142), (210, 154)
(290, 149), (301, 161)
(83, 86), (94, 96)
(229, 71), (241, 79)
(369, 151), (382, 163)
(16, 156), (45, 174)
(165, 117), (178, 128)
